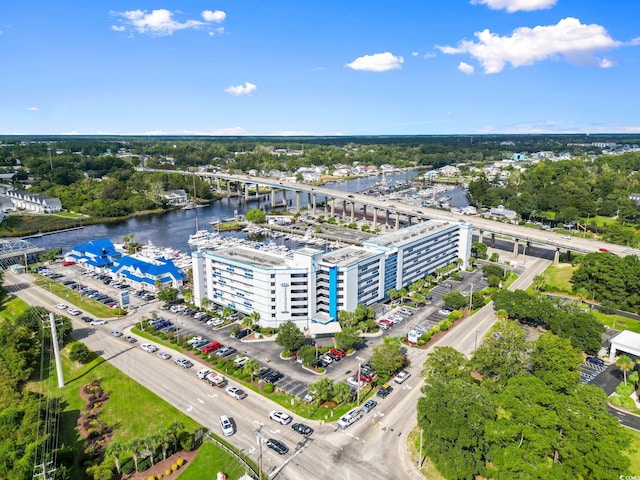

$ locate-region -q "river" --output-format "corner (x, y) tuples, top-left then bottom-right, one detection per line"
(28, 171), (467, 254)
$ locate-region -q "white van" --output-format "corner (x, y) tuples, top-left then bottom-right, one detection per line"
(337, 408), (363, 428)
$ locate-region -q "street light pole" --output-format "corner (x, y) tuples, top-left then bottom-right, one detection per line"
(356, 356), (364, 405)
(468, 283), (474, 312)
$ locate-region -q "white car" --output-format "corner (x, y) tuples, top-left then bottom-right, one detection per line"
(269, 411), (292, 425)
(233, 356), (249, 367)
(140, 343), (158, 353)
(196, 368), (212, 380)
(393, 370), (411, 384)
(157, 352), (172, 360)
(90, 319), (106, 326)
(187, 335), (203, 345)
(56, 303), (68, 310)
(225, 386), (248, 400)
(219, 415), (235, 437)
(67, 308), (82, 316)
(346, 376), (365, 388)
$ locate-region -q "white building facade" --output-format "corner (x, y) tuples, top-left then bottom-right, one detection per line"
(191, 220), (472, 332)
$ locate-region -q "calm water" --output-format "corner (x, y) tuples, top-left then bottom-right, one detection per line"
(29, 171), (462, 254)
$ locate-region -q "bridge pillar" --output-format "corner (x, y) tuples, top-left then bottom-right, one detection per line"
(362, 204), (367, 219)
(350, 202), (355, 223)
(227, 182), (231, 196)
(270, 189), (276, 208)
(342, 200), (347, 219)
(566, 249), (571, 261)
(525, 241), (530, 255)
(513, 239), (519, 257)
(282, 189), (287, 207)
(373, 207), (378, 229)
(407, 215), (412, 226)
(217, 178), (221, 192)
(554, 248), (560, 265)
(491, 233), (496, 247)
(478, 230), (483, 243)
(296, 191), (301, 212)
(330, 198), (335, 217)
(244, 183), (250, 201)
(311, 194), (316, 216)
(395, 212), (400, 230)
(386, 210), (390, 225)
(325, 199), (328, 214)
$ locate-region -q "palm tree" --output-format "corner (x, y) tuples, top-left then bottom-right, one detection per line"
(128, 438), (144, 473)
(532, 274), (545, 291)
(310, 377), (334, 404)
(333, 382), (353, 405)
(245, 311), (259, 329)
(244, 358), (260, 382)
(143, 434), (159, 466)
(221, 306), (234, 321)
(616, 355), (634, 385)
(106, 440), (126, 475)
(157, 428), (171, 461)
(168, 421), (184, 453)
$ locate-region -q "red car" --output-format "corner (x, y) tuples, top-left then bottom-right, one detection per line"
(61, 261), (75, 266)
(201, 341), (221, 353)
(357, 372), (373, 383)
(379, 319), (394, 328)
(330, 348), (346, 358)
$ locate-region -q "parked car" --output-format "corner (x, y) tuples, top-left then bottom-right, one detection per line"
(200, 341), (222, 353)
(157, 351), (172, 360)
(196, 368), (213, 380)
(346, 377), (365, 388)
(330, 348), (346, 358)
(586, 357), (605, 366)
(215, 346), (237, 357)
(269, 411), (292, 425)
(291, 423), (313, 436)
(393, 370), (411, 384)
(264, 371), (283, 383)
(266, 438), (288, 455)
(235, 328), (252, 339)
(219, 415), (235, 437)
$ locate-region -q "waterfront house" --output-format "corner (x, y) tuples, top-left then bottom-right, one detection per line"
(4, 188), (62, 213)
(163, 189), (189, 206)
(66, 238), (121, 272)
(111, 254), (186, 291)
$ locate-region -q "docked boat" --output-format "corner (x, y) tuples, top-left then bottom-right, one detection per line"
(188, 229), (219, 248)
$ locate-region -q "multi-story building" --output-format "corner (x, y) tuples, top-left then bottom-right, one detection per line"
(192, 220), (472, 334)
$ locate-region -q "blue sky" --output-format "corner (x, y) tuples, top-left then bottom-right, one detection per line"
(2, 0), (640, 135)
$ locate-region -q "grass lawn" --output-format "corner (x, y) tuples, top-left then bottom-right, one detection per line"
(538, 264), (576, 294)
(179, 440), (250, 480)
(624, 428), (640, 471)
(0, 295), (30, 321)
(594, 311), (640, 334)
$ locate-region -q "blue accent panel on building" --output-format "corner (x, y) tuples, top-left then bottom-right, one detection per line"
(329, 266), (338, 320)
(384, 253), (398, 294)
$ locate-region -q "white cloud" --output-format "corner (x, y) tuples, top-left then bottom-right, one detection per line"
(471, 0), (556, 13)
(110, 9), (225, 36)
(437, 17), (622, 74)
(202, 10), (226, 23)
(423, 52), (437, 59)
(25, 106), (39, 111)
(345, 52), (404, 72)
(599, 58), (617, 68)
(458, 62), (475, 75)
(411, 51), (419, 57)
(224, 82), (257, 96)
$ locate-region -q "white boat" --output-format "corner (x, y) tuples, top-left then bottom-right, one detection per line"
(188, 230), (218, 247)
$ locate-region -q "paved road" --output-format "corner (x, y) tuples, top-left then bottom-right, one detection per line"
(0, 255), (565, 480)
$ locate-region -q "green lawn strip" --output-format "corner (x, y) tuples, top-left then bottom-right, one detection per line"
(539, 264), (576, 293)
(0, 295), (30, 321)
(33, 274), (118, 317)
(622, 427), (640, 470)
(178, 440), (249, 480)
(594, 311), (640, 334)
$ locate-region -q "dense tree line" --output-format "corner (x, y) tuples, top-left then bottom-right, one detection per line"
(468, 154), (640, 245)
(0, 304), (73, 480)
(418, 327), (631, 480)
(491, 289), (604, 354)
(571, 252), (640, 313)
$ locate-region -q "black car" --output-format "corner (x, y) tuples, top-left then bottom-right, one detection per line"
(257, 367), (273, 379)
(81, 316), (93, 323)
(291, 423), (313, 436)
(235, 328), (252, 339)
(264, 371), (283, 383)
(325, 352), (341, 362)
(315, 358), (328, 368)
(266, 438), (289, 455)
(377, 385), (394, 398)
(123, 336), (137, 344)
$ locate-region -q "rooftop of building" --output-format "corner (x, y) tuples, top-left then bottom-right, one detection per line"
(215, 246), (289, 268)
(365, 219), (455, 248)
(321, 245), (378, 266)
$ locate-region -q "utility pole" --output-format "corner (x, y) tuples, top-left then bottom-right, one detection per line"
(356, 356), (364, 405)
(468, 283), (474, 312)
(49, 313), (64, 388)
(418, 428), (423, 468)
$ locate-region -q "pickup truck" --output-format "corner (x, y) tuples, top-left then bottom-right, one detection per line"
(206, 373), (227, 387)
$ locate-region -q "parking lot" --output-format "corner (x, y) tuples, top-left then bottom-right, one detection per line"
(42, 261), (493, 402)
